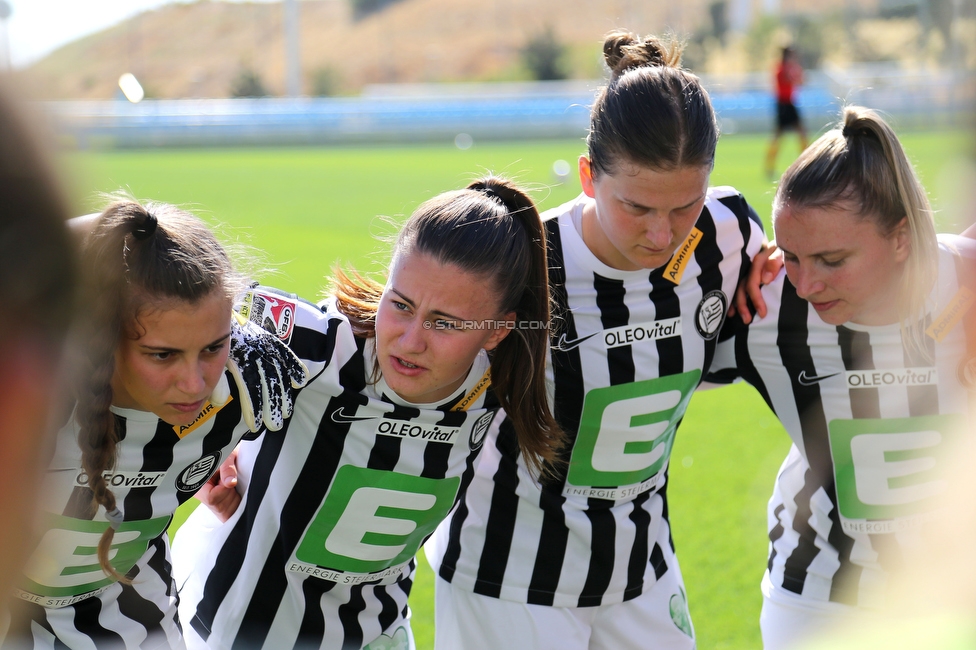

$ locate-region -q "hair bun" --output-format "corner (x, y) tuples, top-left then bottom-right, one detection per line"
(603, 31), (683, 76)
(603, 31), (640, 72)
(131, 211), (158, 241)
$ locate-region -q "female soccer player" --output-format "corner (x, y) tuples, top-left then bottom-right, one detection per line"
(3, 200), (308, 649)
(711, 106), (975, 648)
(173, 176), (561, 650)
(425, 32), (765, 649)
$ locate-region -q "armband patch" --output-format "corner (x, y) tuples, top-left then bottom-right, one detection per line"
(240, 290), (297, 343)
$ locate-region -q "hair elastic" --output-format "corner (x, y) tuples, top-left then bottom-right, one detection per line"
(132, 212), (158, 241)
(479, 185), (501, 202)
(105, 506), (124, 530)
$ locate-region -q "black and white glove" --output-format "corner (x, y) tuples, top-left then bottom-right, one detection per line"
(223, 313), (309, 432)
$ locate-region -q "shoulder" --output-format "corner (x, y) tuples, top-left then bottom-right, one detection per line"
(700, 187), (766, 257)
(541, 194), (587, 226)
(938, 233), (976, 262)
(753, 268), (790, 326)
(704, 187), (762, 227)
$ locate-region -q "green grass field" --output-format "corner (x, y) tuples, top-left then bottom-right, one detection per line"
(63, 130), (973, 649)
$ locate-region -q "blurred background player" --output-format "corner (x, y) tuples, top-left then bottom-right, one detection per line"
(765, 46), (809, 180)
(0, 79), (77, 620)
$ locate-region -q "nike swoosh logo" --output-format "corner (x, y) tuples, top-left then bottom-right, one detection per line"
(330, 407), (378, 424)
(554, 331), (599, 352)
(797, 370), (841, 386)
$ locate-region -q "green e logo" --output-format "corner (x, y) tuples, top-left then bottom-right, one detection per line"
(828, 414), (965, 523)
(23, 514), (170, 597)
(567, 370), (701, 488)
(296, 466), (460, 574)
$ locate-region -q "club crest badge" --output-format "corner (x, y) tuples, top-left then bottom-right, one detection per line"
(176, 452), (222, 493)
(469, 411), (495, 450)
(695, 290), (727, 340)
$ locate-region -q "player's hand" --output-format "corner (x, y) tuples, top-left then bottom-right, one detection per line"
(226, 313), (309, 433)
(195, 448), (241, 523)
(730, 241), (782, 324)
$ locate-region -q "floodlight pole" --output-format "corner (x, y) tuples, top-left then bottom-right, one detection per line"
(284, 0), (302, 96)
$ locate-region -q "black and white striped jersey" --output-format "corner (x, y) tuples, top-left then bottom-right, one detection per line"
(4, 372), (255, 649)
(427, 188), (765, 607)
(709, 234), (975, 609)
(174, 290), (500, 650)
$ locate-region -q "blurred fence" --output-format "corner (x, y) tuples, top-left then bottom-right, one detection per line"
(45, 66), (973, 148)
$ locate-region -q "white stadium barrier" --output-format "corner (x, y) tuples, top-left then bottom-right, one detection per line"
(43, 67), (972, 148)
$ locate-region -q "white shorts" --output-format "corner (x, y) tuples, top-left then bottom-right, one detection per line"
(434, 568), (696, 650)
(760, 571), (876, 650)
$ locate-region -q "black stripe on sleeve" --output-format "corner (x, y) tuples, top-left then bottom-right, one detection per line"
(718, 193), (764, 293)
(289, 316), (342, 364)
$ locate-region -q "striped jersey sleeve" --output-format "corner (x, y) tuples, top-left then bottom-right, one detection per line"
(722, 234), (975, 608)
(426, 188), (765, 607)
(173, 290), (501, 650)
(6, 370), (256, 648)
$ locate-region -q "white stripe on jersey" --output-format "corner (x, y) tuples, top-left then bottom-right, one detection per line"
(5, 376), (254, 648)
(427, 188), (765, 607)
(174, 293), (500, 650)
(711, 234), (974, 609)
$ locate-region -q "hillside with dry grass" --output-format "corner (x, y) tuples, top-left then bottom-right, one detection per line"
(20, 0), (972, 100)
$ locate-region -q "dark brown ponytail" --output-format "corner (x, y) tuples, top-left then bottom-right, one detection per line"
(464, 178), (562, 473)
